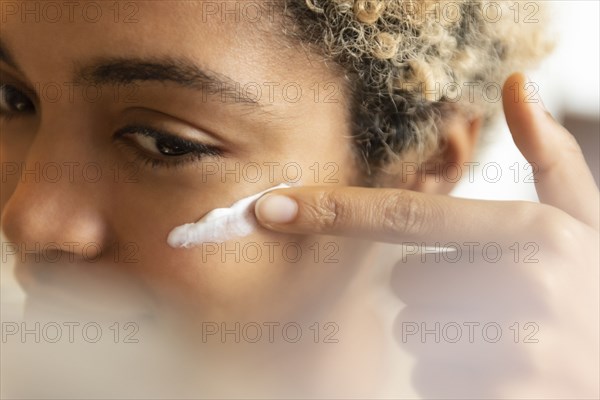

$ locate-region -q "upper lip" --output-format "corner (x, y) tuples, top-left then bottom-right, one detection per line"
(15, 259), (156, 319)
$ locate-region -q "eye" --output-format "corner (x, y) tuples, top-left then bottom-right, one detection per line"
(0, 83), (36, 117)
(114, 125), (223, 168)
(134, 131), (193, 157)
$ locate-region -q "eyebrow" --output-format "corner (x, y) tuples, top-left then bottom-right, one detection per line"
(75, 56), (263, 107)
(0, 39), (264, 108)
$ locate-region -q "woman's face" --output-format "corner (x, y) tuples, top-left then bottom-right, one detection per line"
(0, 1), (362, 320)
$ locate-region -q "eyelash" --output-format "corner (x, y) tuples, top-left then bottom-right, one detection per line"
(114, 125), (224, 169)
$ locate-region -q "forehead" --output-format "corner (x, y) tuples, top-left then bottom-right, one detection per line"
(1, 0), (321, 85)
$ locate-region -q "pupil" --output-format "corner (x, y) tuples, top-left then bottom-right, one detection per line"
(4, 86), (34, 113)
(156, 139), (189, 156)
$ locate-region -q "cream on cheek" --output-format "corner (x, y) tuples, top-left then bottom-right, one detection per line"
(167, 183), (291, 248)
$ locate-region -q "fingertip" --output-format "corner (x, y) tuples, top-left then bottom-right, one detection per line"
(503, 72), (549, 121)
(502, 72), (528, 116)
(255, 194), (299, 226)
(503, 72), (527, 97)
(502, 72), (549, 148)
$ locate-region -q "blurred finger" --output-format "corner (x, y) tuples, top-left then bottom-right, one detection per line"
(503, 72), (599, 229)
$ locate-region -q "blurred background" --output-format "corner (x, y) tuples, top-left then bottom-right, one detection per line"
(538, 1), (599, 185)
(453, 0), (600, 200)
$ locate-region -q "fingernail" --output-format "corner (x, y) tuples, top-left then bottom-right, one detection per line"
(255, 195), (298, 224)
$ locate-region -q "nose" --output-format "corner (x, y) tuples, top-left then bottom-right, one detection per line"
(1, 125), (112, 263)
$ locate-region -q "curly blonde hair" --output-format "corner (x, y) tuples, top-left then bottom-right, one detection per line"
(280, 0), (554, 178)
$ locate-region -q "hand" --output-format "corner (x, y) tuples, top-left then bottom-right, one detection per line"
(254, 73), (599, 397)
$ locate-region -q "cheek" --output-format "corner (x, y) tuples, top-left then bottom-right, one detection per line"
(102, 142), (361, 318)
(117, 218), (356, 320)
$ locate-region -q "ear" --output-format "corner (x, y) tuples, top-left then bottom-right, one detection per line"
(415, 115), (482, 194)
(376, 114), (482, 194)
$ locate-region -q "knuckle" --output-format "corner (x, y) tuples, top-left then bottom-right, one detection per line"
(379, 191), (430, 237)
(531, 204), (581, 256)
(310, 190), (345, 231)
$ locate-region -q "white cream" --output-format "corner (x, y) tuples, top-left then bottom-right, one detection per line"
(167, 183), (291, 248)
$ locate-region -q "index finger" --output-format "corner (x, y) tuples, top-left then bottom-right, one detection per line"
(254, 186), (548, 245)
